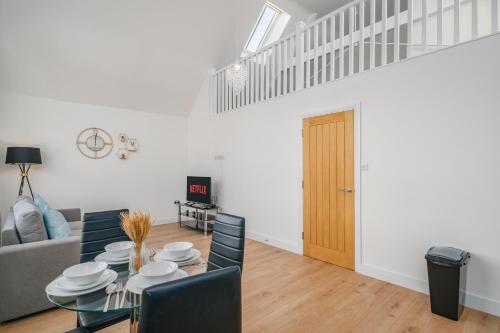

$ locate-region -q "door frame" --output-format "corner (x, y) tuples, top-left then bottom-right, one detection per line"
(298, 102), (362, 272)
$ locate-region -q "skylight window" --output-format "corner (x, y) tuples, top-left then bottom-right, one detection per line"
(243, 2), (290, 55)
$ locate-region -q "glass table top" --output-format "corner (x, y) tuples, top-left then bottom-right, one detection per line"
(46, 255), (207, 313)
(47, 264), (141, 313)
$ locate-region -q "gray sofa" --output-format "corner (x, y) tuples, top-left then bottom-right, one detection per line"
(0, 208), (82, 323)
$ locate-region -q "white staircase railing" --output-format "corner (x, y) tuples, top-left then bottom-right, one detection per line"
(211, 0), (499, 114)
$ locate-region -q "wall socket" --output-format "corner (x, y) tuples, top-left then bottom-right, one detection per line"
(214, 155), (225, 160)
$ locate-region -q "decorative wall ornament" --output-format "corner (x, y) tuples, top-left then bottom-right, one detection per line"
(117, 133), (139, 159)
(128, 138), (139, 151)
(117, 148), (129, 160)
(76, 128), (113, 159)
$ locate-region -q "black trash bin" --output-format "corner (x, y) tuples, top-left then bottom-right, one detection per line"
(425, 246), (470, 321)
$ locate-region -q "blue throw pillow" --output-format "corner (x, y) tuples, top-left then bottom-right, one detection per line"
(43, 208), (71, 239)
(33, 193), (49, 213)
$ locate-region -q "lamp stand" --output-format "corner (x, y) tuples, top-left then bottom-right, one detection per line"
(17, 163), (34, 199)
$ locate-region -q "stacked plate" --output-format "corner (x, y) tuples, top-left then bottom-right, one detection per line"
(46, 262), (117, 297)
(126, 261), (188, 294)
(153, 241), (201, 266)
(95, 241), (133, 265)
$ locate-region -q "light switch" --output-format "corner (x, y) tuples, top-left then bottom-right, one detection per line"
(214, 155), (225, 160)
(361, 163), (369, 171)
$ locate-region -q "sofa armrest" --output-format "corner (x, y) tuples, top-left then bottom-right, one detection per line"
(0, 235), (81, 322)
(58, 208), (81, 222)
(1, 210), (20, 246)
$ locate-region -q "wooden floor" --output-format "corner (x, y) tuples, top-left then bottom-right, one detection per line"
(1, 223), (499, 333)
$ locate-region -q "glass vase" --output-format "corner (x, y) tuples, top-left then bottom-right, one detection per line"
(129, 242), (148, 275)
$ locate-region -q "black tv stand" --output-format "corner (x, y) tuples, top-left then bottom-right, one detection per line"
(174, 201), (218, 236)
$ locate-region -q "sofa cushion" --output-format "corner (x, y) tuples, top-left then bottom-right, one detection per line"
(33, 193), (49, 213)
(13, 197), (48, 243)
(43, 208), (71, 239)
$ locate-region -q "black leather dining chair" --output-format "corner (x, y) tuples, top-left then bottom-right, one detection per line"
(138, 266), (242, 333)
(77, 209), (130, 332)
(80, 209), (130, 263)
(207, 213), (245, 272)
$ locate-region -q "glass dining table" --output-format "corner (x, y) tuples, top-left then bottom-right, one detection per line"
(47, 259), (206, 333)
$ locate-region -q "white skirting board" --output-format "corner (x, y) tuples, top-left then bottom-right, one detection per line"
(241, 233), (500, 317)
(245, 230), (301, 255)
(153, 220), (500, 316)
(153, 217), (179, 226)
(358, 263), (500, 317)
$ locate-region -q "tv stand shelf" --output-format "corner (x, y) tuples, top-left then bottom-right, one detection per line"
(174, 201), (218, 236)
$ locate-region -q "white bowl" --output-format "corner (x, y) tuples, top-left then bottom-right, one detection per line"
(139, 261), (178, 283)
(63, 262), (108, 286)
(163, 242), (193, 259)
(104, 241), (134, 258)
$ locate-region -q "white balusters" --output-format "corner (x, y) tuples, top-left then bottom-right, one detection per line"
(232, 79), (236, 110)
(394, 0), (400, 62)
(296, 25), (304, 91)
(422, 0), (427, 52)
(322, 20), (327, 83)
(212, 0), (500, 113)
(382, 0), (387, 65)
(408, 0), (413, 58)
(277, 42), (282, 96)
(370, 0), (375, 68)
(349, 6), (355, 75)
(493, 0), (499, 33)
(454, 0), (460, 44)
(331, 14), (337, 80)
(267, 49), (271, 99)
(339, 11), (345, 79)
(306, 27), (311, 88)
(245, 59), (250, 106)
(283, 39), (288, 95)
(314, 23), (319, 86)
(437, 0), (443, 47)
(292, 35), (296, 92)
(472, 0), (479, 39)
(224, 69), (228, 112)
(270, 45), (275, 98)
(359, 0), (365, 72)
(253, 55), (257, 103)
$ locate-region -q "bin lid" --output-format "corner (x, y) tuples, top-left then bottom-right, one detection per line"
(425, 246), (470, 267)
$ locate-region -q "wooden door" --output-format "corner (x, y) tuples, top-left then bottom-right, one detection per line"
(303, 110), (355, 270)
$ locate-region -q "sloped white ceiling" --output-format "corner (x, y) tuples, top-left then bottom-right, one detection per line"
(0, 0), (335, 116)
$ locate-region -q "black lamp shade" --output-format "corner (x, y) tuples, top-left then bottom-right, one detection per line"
(5, 147), (42, 165)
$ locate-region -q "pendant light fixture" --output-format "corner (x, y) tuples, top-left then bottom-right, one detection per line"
(226, 0), (248, 93)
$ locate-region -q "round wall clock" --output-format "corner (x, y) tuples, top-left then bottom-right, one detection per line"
(76, 128), (114, 159)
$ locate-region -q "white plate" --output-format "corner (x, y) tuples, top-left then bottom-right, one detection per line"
(105, 252), (129, 260)
(104, 241), (133, 258)
(126, 269), (188, 295)
(154, 249), (201, 266)
(46, 270), (118, 297)
(157, 248), (198, 262)
(57, 270), (112, 291)
(63, 262), (108, 286)
(95, 252), (129, 265)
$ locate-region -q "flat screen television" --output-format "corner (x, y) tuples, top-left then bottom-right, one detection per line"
(186, 176), (211, 204)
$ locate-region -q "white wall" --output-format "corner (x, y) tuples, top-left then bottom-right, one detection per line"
(0, 91), (187, 224)
(188, 33), (500, 315)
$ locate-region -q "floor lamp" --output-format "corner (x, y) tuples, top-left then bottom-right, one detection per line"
(5, 147), (42, 199)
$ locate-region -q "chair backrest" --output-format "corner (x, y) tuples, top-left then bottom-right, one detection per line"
(138, 266), (242, 333)
(207, 213), (245, 272)
(80, 209), (129, 263)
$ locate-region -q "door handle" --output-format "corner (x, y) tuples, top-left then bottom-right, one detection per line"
(339, 188), (353, 193)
